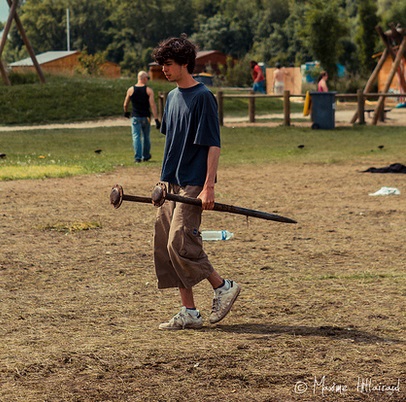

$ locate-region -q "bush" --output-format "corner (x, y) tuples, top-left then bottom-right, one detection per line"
(217, 56), (252, 87)
(334, 74), (373, 94)
(6, 71), (40, 85)
(76, 51), (107, 76)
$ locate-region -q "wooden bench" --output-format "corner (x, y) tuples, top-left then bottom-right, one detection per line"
(364, 108), (392, 118)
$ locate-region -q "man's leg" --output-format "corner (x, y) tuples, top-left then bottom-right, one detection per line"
(159, 286), (203, 331)
(153, 196), (183, 289)
(176, 249), (240, 326)
(131, 117), (142, 162)
(157, 185), (209, 330)
(142, 118), (151, 161)
(166, 185), (214, 288)
(207, 270), (241, 325)
(179, 287), (196, 309)
(157, 185), (240, 328)
(207, 271), (223, 289)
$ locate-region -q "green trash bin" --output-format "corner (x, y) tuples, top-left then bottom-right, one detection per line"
(310, 91), (337, 129)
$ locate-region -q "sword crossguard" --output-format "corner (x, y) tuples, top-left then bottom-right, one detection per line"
(151, 182), (167, 207)
(110, 184), (124, 209)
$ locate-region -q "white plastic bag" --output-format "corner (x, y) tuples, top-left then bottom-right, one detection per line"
(369, 187), (400, 196)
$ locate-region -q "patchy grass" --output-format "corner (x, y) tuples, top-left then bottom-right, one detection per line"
(0, 165), (84, 180)
(1, 125), (406, 180)
(0, 75), (176, 126)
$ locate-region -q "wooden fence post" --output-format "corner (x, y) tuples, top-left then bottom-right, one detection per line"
(283, 90), (290, 126)
(357, 89), (365, 125)
(249, 90), (255, 123)
(217, 90), (224, 126)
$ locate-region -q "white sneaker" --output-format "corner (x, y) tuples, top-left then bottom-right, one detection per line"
(159, 307), (203, 330)
(210, 280), (241, 324)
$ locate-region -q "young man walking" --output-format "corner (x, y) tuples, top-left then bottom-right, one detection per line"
(152, 36), (240, 330)
(123, 71), (160, 163)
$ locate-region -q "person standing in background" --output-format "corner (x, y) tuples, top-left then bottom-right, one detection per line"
(273, 62), (288, 94)
(123, 71), (160, 163)
(250, 60), (266, 94)
(317, 71), (329, 92)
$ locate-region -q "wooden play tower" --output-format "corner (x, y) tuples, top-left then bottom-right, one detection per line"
(0, 0), (45, 85)
(352, 23), (406, 125)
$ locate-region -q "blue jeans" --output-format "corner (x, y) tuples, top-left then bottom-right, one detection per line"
(253, 81), (266, 94)
(131, 116), (151, 161)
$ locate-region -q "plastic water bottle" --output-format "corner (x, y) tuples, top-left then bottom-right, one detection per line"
(201, 230), (234, 241)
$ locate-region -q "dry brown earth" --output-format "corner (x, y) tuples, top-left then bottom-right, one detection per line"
(1, 157), (405, 401)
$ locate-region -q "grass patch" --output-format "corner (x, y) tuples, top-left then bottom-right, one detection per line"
(0, 75), (302, 126)
(219, 125), (406, 165)
(0, 75), (176, 126)
(0, 126), (163, 180)
(1, 125), (405, 180)
(0, 165), (84, 180)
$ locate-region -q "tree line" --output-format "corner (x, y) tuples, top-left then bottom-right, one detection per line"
(1, 0), (405, 86)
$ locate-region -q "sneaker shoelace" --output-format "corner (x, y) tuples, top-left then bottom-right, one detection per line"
(171, 310), (192, 328)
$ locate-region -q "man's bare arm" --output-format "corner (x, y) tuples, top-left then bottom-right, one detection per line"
(147, 87), (159, 120)
(123, 87), (133, 113)
(198, 146), (221, 210)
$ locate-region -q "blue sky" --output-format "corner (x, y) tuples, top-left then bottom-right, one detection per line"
(1, 2), (9, 23)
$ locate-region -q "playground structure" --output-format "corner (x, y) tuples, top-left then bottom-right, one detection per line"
(352, 23), (406, 125)
(0, 0), (45, 85)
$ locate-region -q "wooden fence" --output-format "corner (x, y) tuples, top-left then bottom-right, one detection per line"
(158, 90), (406, 126)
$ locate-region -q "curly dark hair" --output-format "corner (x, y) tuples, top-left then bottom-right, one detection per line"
(152, 34), (197, 74)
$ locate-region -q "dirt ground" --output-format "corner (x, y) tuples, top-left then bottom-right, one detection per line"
(1, 155), (405, 401)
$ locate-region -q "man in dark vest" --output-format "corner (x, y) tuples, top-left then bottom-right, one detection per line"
(123, 71), (160, 163)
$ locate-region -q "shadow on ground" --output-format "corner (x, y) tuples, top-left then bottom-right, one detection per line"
(214, 324), (403, 344)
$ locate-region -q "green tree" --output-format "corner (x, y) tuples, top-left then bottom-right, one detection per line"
(191, 0), (220, 19)
(192, 0), (291, 59)
(5, 0), (403, 81)
(107, 0), (197, 71)
(303, 0), (348, 78)
(191, 14), (252, 57)
(248, 0), (291, 64)
(16, 0), (69, 52)
(377, 0), (395, 18)
(338, 38), (359, 75)
(355, 0), (379, 76)
(255, 1), (312, 67)
(70, 0), (113, 54)
(379, 0), (406, 27)
(281, 1), (312, 65)
(6, 0), (114, 57)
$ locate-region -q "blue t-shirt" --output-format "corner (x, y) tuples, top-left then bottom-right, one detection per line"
(160, 83), (221, 186)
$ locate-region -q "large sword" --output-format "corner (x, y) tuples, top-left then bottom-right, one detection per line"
(110, 182), (297, 224)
